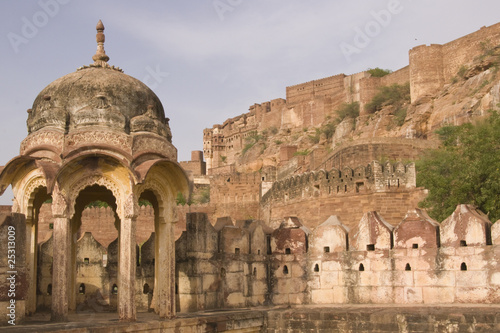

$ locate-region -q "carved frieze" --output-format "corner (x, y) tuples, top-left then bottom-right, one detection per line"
(20, 130), (64, 155)
(65, 131), (131, 154)
(130, 105), (172, 141)
(132, 135), (177, 160)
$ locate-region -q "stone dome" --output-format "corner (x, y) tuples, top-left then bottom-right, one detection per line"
(26, 21), (171, 141)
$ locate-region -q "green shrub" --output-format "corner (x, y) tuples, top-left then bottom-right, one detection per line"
(336, 102), (360, 122)
(367, 67), (392, 77)
(294, 149), (310, 156)
(321, 122), (336, 139)
(308, 128), (321, 144)
(85, 200), (109, 208)
(394, 107), (407, 126)
(269, 126), (278, 135)
(365, 83), (410, 114)
(457, 65), (468, 79)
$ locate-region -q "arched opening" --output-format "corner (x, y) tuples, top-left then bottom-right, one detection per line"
(79, 283), (86, 294)
(314, 264), (320, 272)
(28, 185), (52, 314)
(143, 283), (150, 294)
(405, 263), (411, 271)
(138, 190), (158, 313)
(283, 265), (289, 275)
(72, 184), (118, 312)
(461, 262), (467, 271)
(359, 263), (365, 271)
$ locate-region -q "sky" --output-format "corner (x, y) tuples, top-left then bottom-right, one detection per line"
(0, 0), (499, 205)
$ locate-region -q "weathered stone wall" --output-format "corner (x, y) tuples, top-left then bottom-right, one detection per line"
(37, 204), (155, 247)
(0, 211), (26, 326)
(175, 205), (499, 313)
(264, 306), (500, 333)
(323, 138), (438, 171)
(201, 23), (500, 173)
(262, 161), (423, 229)
(410, 22), (500, 102)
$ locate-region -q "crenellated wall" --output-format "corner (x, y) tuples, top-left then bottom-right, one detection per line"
(261, 160), (422, 229)
(174, 205), (500, 311)
(29, 203), (500, 316)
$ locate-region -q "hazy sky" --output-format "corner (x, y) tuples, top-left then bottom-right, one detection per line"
(0, 0), (499, 204)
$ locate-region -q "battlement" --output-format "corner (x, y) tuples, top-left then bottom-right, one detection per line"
(26, 201), (500, 314)
(262, 160), (416, 205)
(173, 204), (500, 310)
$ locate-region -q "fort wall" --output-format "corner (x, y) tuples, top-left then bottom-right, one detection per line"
(201, 23), (500, 172)
(174, 205), (500, 312)
(409, 22), (500, 102)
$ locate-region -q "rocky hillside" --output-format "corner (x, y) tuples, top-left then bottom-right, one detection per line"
(237, 46), (500, 174)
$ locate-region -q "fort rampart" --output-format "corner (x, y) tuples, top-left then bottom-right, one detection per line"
(203, 22), (500, 171)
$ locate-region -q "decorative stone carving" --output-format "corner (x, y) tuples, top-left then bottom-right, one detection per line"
(70, 94), (126, 131)
(124, 194), (138, 219)
(130, 105), (172, 141)
(68, 175), (123, 219)
(132, 135), (177, 160)
(65, 131), (131, 153)
(27, 95), (67, 133)
(52, 184), (68, 218)
(20, 130), (64, 155)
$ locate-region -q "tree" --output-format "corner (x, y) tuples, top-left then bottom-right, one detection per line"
(416, 111), (500, 222)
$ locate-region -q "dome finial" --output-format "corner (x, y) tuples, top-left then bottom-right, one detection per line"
(92, 20), (110, 66)
(77, 20), (123, 72)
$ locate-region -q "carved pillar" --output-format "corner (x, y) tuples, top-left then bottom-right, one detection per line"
(22, 201), (37, 315)
(118, 194), (137, 321)
(50, 186), (70, 322)
(156, 204), (176, 318)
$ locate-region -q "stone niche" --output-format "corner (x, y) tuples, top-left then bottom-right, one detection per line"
(309, 215), (349, 254)
(440, 204), (492, 247)
(350, 211), (394, 251)
(393, 209), (440, 249)
(270, 217), (310, 255)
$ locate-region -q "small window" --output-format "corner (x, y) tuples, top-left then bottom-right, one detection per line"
(405, 263), (411, 271)
(112, 284), (118, 295)
(460, 240), (467, 247)
(253, 267), (257, 276)
(84, 258), (90, 264)
(359, 263), (365, 271)
(143, 283), (150, 294)
(366, 244), (375, 251)
(283, 265), (289, 275)
(461, 262), (467, 271)
(324, 246), (330, 253)
(412, 244), (419, 249)
(235, 248), (240, 254)
(47, 284), (52, 296)
(257, 250), (261, 255)
(285, 248), (291, 254)
(79, 283), (85, 294)
(49, 223), (54, 230)
(314, 264), (320, 272)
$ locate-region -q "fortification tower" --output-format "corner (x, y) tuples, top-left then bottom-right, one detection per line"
(0, 21), (190, 322)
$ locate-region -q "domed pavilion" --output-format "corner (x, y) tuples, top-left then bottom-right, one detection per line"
(0, 21), (190, 322)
